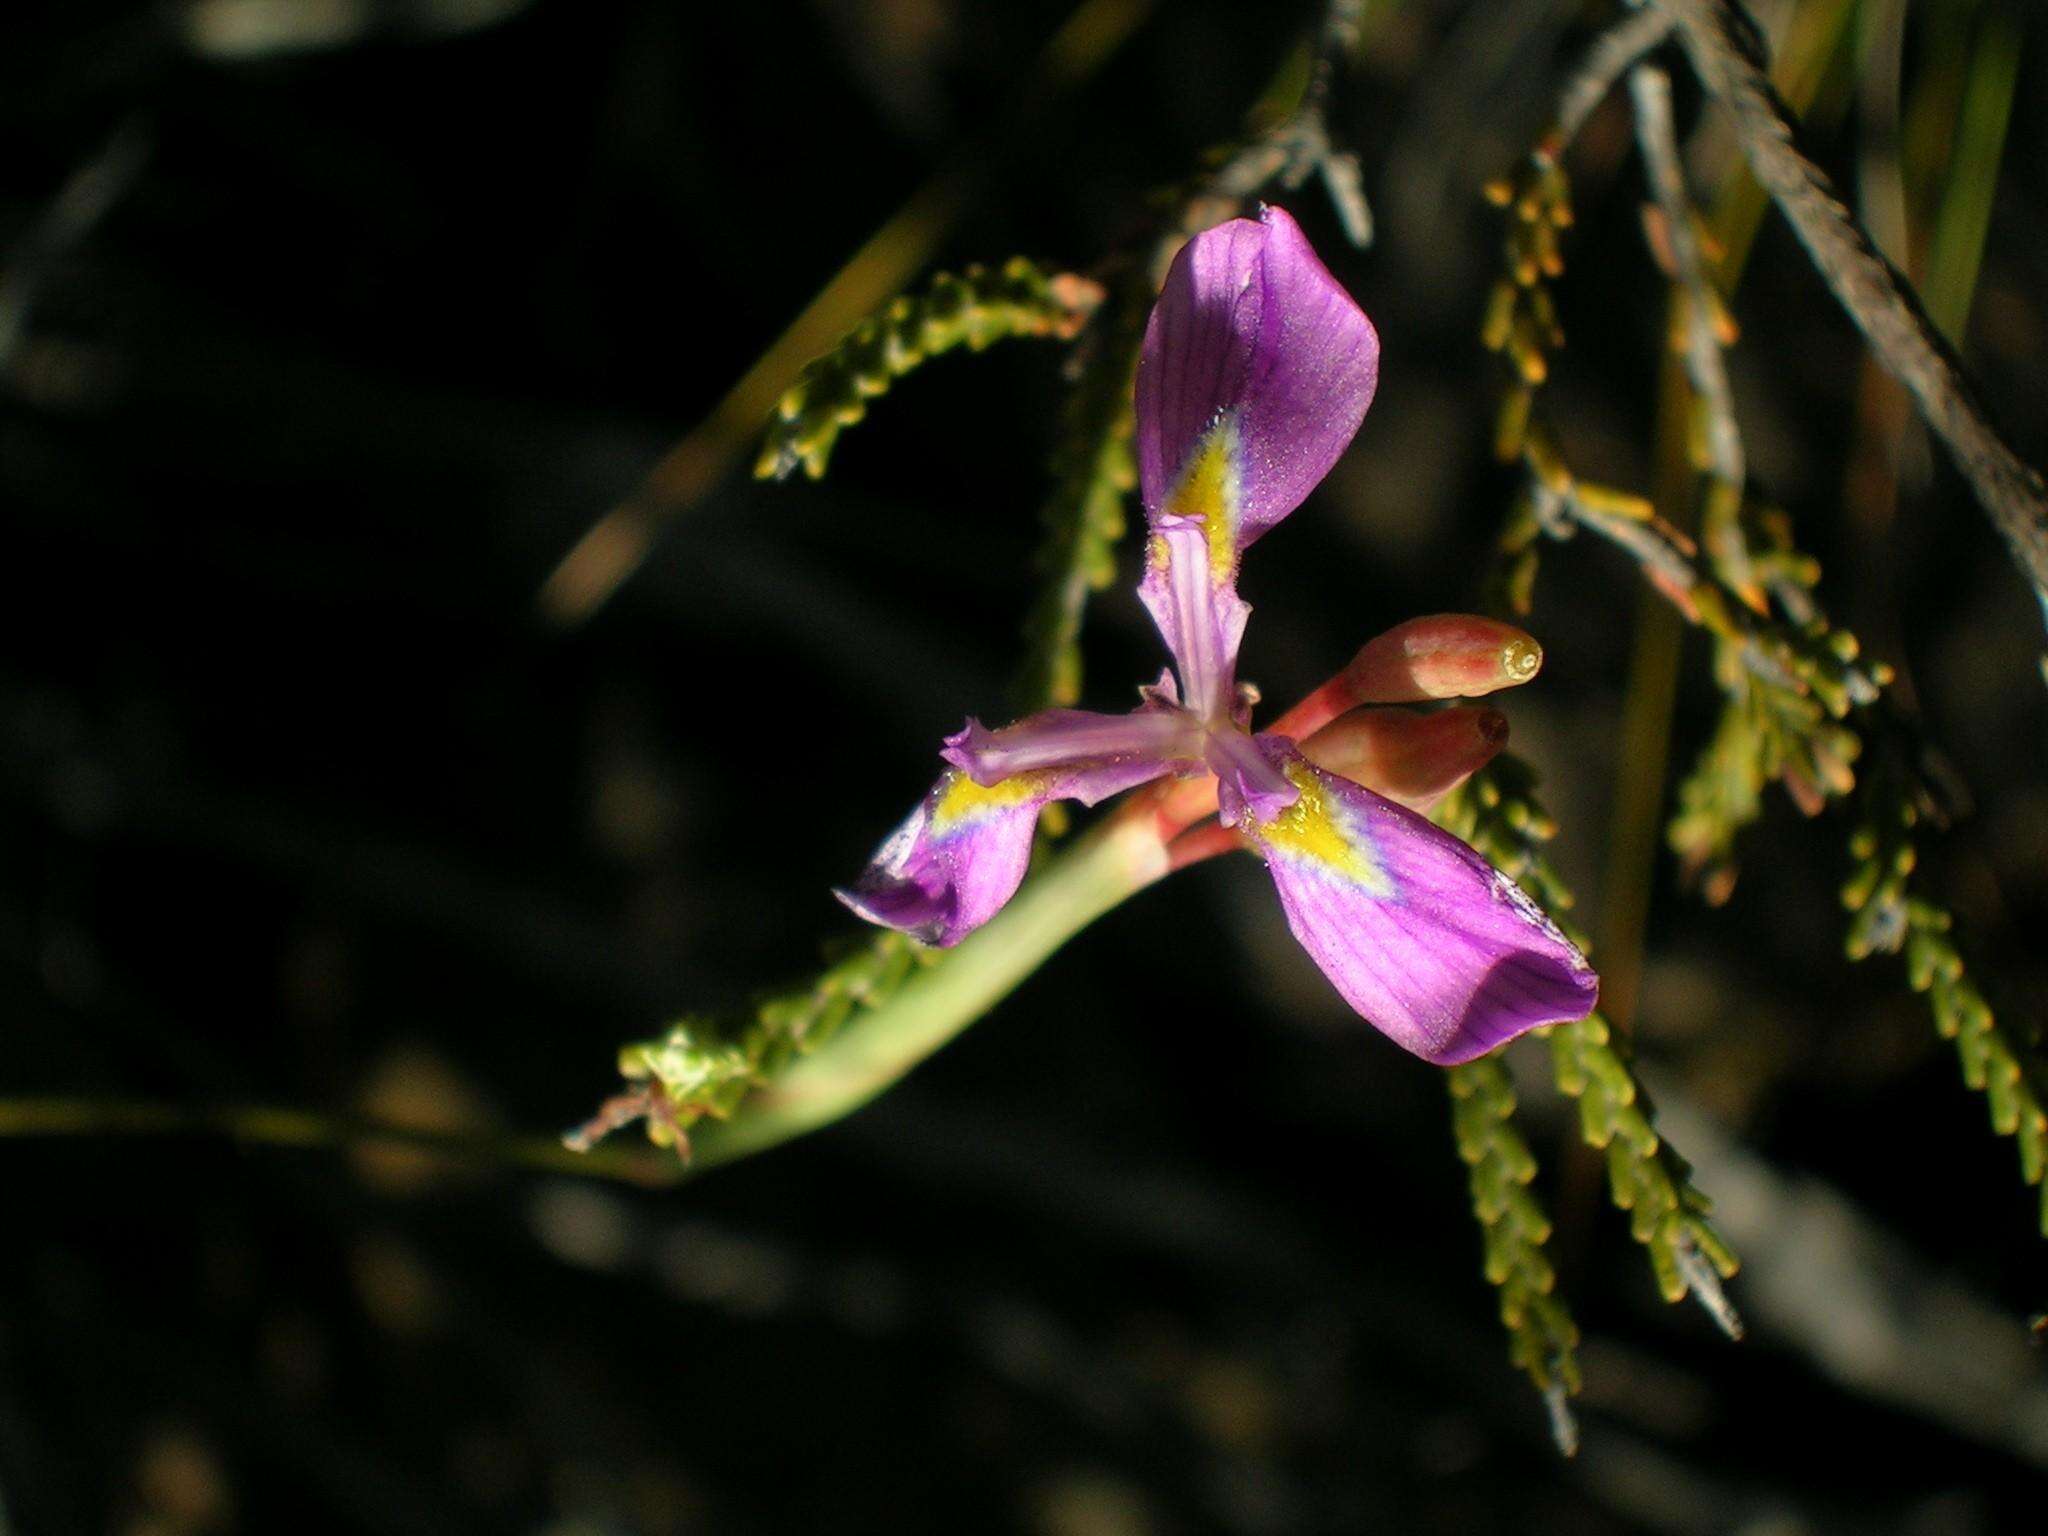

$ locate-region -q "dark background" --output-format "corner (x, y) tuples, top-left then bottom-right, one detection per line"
(3, 0), (2046, 1530)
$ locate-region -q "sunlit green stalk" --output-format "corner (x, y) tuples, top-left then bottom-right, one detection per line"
(690, 813), (1171, 1168)
(0, 809), (1168, 1182)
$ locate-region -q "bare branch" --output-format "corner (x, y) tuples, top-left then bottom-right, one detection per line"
(1651, 0), (2048, 630)
(0, 118), (150, 371)
(1185, 0), (1374, 247)
(1629, 63), (1744, 487)
(1552, 3), (1676, 150)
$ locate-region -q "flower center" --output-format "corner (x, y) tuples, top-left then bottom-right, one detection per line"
(1202, 723), (1299, 828)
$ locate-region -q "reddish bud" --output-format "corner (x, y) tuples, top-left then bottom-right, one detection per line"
(1342, 615), (1544, 706)
(1269, 616), (1544, 743)
(1300, 706), (1509, 813)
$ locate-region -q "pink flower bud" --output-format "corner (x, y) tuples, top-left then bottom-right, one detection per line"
(1300, 706), (1509, 813)
(1341, 615), (1544, 705)
(1270, 616), (1543, 742)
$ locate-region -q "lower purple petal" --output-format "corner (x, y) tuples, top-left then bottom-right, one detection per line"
(1247, 751), (1597, 1062)
(839, 749), (1180, 947)
(835, 781), (1040, 946)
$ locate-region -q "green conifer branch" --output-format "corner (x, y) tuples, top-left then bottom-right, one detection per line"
(1665, 698), (1766, 902)
(569, 930), (943, 1158)
(1666, 488), (1878, 900)
(1011, 284), (1144, 714)
(1438, 762), (1743, 1337)
(1548, 1013), (1741, 1331)
(1600, 70), (2046, 1229)
(1446, 1054), (1583, 1448)
(755, 258), (1103, 481)
(1667, 624), (1866, 902)
(1844, 754), (2048, 1234)
(1483, 146), (1884, 912)
(1483, 137), (2047, 1250)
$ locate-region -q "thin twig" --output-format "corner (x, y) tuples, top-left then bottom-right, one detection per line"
(1652, 0), (2048, 633)
(1181, 0), (1375, 248)
(1307, 0), (1366, 115)
(0, 1095), (686, 1187)
(1596, 65), (1745, 1031)
(1551, 3), (1677, 150)
(1629, 63), (1744, 486)
(0, 118), (150, 370)
(1537, 481), (1695, 592)
(1525, 460), (1884, 708)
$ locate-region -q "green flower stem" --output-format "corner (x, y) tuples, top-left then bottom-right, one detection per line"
(689, 812), (1171, 1170)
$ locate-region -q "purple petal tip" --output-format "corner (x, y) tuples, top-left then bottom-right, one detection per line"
(832, 879), (955, 948)
(1136, 204), (1380, 547)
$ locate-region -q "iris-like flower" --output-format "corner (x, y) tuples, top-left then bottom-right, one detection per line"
(839, 206), (1596, 1065)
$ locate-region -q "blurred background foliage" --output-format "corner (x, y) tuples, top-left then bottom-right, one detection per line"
(3, 0), (2047, 1530)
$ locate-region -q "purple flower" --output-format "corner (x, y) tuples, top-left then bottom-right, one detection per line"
(838, 206), (1596, 1065)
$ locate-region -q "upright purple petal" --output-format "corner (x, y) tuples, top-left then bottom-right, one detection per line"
(1244, 748), (1597, 1063)
(838, 711), (1192, 947)
(1135, 205), (1379, 550)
